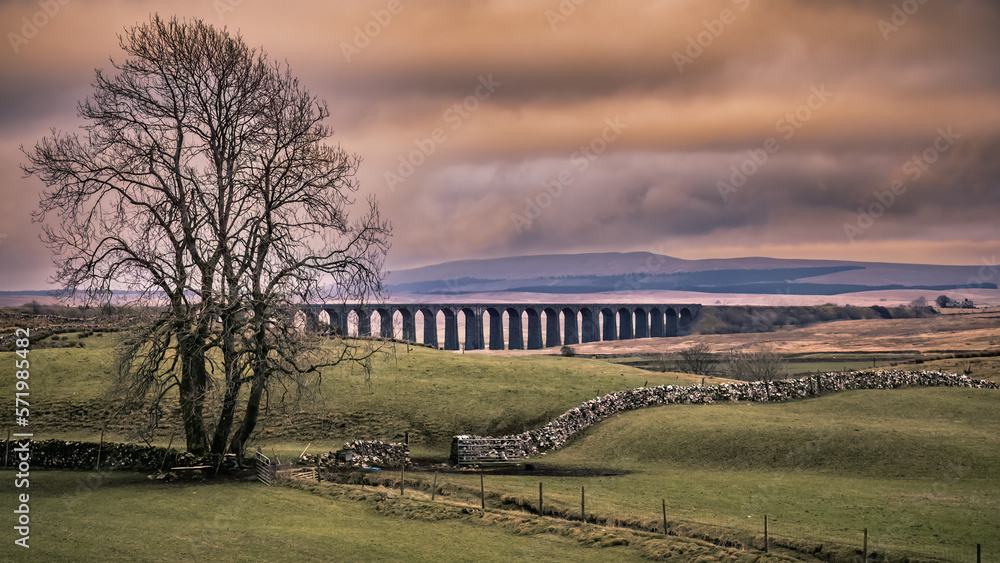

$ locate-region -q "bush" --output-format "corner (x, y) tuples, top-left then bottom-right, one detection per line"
(722, 344), (784, 382)
(674, 343), (719, 376)
(560, 345), (576, 357)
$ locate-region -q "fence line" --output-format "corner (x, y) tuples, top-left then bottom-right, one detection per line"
(291, 468), (987, 562)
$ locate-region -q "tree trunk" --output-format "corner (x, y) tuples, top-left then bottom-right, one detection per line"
(210, 313), (243, 455)
(230, 322), (268, 455)
(177, 330), (210, 456)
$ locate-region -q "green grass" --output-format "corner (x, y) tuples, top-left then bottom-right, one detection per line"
(424, 387), (1000, 561)
(548, 388), (1000, 479)
(13, 336), (711, 458)
(17, 331), (118, 401)
(6, 334), (1000, 560)
(0, 471), (659, 562)
(312, 344), (713, 444)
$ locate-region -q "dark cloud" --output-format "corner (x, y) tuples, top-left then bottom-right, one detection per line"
(2, 0), (999, 289)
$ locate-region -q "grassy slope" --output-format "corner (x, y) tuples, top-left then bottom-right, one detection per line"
(18, 334), (718, 458)
(312, 344), (727, 444)
(552, 388), (1000, 479)
(19, 333), (118, 402)
(441, 388), (1000, 561)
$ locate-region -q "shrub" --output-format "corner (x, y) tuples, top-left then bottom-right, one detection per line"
(674, 343), (719, 376)
(560, 345), (576, 357)
(722, 344), (784, 382)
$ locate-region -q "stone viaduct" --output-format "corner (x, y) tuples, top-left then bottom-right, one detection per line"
(300, 303), (701, 351)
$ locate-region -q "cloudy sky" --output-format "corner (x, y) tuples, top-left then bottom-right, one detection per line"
(2, 0), (999, 290)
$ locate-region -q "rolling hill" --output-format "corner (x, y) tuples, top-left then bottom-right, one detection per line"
(387, 252), (996, 297)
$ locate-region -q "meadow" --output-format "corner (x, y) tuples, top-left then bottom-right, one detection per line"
(1, 471), (665, 562)
(421, 387), (999, 561)
(20, 331), (721, 456)
(2, 318), (998, 561)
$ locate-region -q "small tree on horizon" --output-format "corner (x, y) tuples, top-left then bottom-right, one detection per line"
(935, 295), (954, 308)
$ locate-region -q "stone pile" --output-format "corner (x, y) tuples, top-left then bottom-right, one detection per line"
(451, 370), (998, 463)
(301, 439), (410, 469)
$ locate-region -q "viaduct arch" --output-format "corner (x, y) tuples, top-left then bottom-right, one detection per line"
(300, 303), (701, 351)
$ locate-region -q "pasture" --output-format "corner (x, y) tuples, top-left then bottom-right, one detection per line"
(3, 314), (998, 561)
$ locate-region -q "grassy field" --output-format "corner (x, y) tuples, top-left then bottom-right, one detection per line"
(1, 471), (676, 562)
(422, 387), (999, 561)
(18, 332), (718, 458)
(5, 319), (1000, 561)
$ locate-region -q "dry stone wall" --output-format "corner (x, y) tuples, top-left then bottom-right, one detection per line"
(0, 439), (194, 471)
(450, 370), (998, 464)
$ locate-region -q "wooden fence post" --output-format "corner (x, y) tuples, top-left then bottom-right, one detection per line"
(399, 466), (405, 496)
(480, 473), (485, 509)
(431, 472), (437, 501)
(581, 486), (585, 523)
(977, 543), (981, 563)
(539, 482), (543, 515)
(764, 515), (769, 553)
(863, 528), (868, 562)
(662, 499), (667, 534)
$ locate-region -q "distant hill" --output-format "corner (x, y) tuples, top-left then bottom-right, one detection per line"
(5, 253), (993, 304)
(386, 252), (995, 296)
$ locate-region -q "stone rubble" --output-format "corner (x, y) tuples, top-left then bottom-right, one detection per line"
(300, 439), (410, 469)
(451, 370), (999, 464)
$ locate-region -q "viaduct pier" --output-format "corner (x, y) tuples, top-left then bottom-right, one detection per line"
(301, 303), (701, 351)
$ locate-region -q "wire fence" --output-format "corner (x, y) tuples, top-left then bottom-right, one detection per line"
(280, 466), (990, 563)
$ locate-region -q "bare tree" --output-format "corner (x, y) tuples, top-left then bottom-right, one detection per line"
(673, 342), (719, 376)
(24, 16), (390, 456)
(722, 343), (784, 382)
